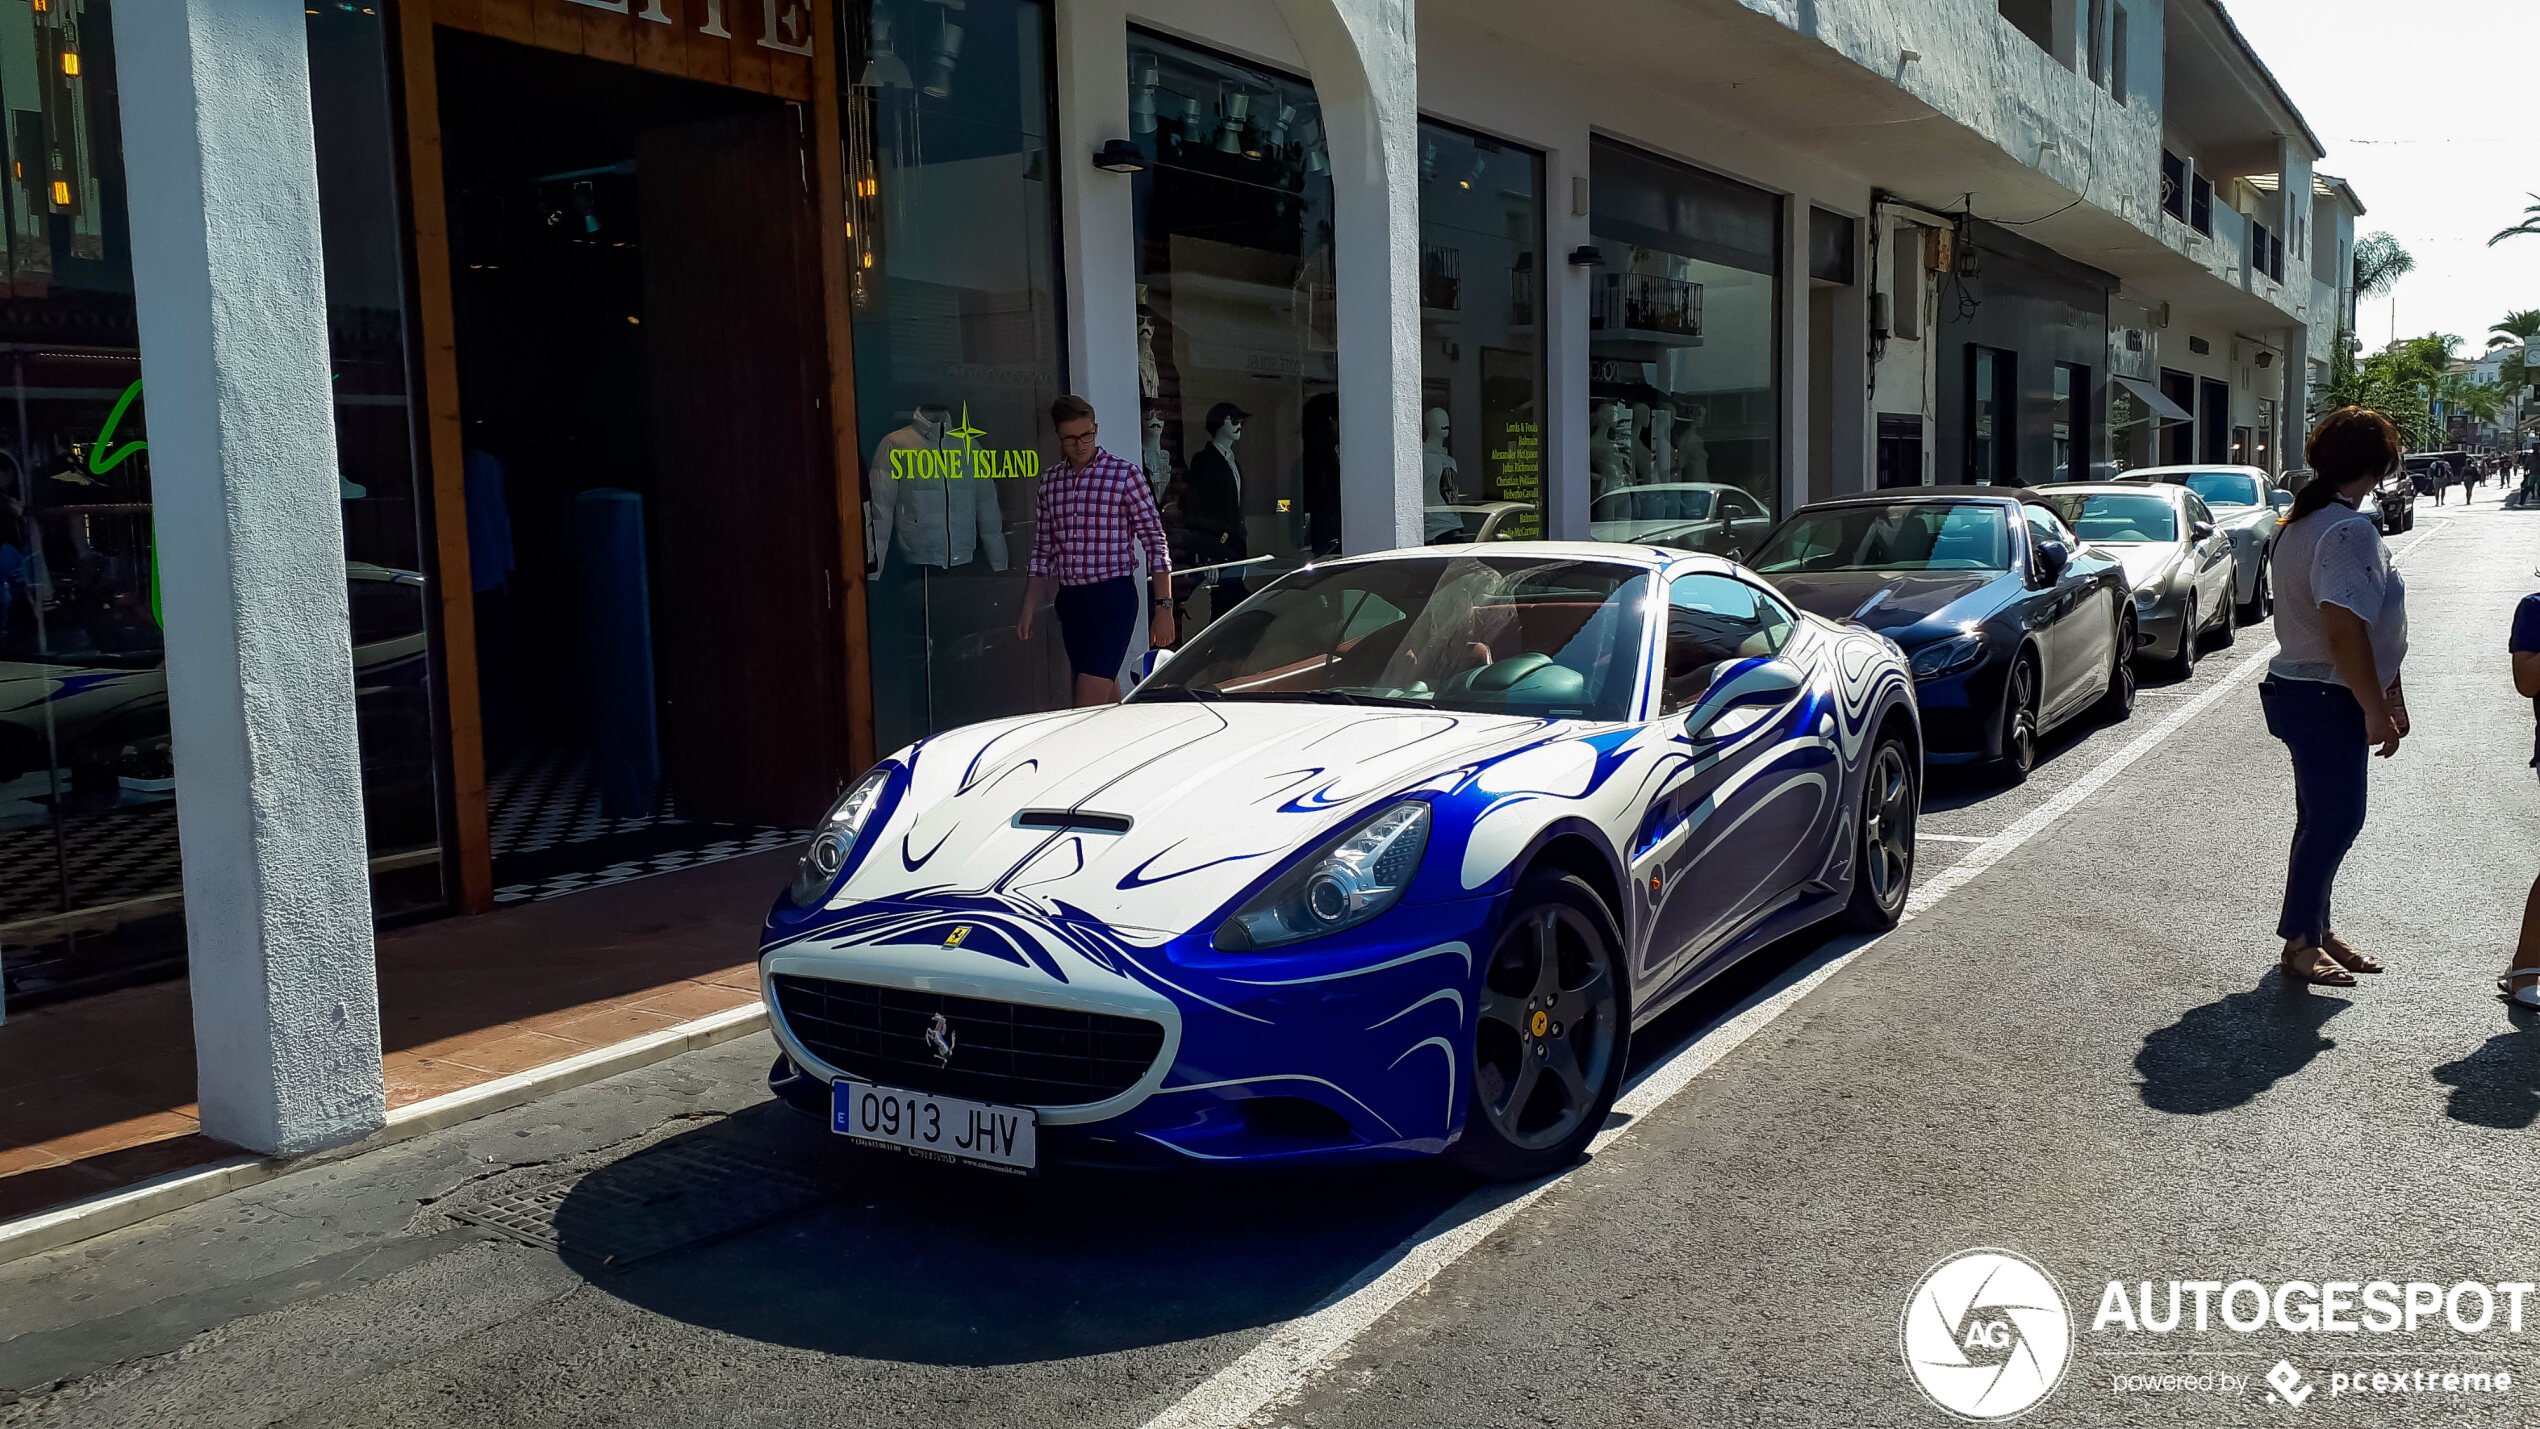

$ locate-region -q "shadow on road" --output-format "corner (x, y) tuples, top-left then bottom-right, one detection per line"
(556, 1101), (1474, 1366)
(2431, 1007), (2540, 1129)
(2135, 973), (2351, 1114)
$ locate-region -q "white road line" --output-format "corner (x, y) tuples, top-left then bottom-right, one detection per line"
(1138, 519), (2450, 1429)
(1916, 833), (1990, 843)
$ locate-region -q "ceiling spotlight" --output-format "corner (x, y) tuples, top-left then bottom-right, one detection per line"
(858, 11), (910, 89)
(1264, 102), (1295, 149)
(921, 18), (963, 99)
(1217, 91), (1251, 155)
(1130, 57), (1159, 134)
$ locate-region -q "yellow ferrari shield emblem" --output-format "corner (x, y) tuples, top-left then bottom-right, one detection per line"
(943, 925), (971, 948)
(1529, 1010), (1548, 1037)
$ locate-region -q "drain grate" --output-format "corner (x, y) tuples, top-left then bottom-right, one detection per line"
(449, 1138), (832, 1269)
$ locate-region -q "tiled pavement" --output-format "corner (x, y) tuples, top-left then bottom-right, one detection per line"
(0, 845), (793, 1222)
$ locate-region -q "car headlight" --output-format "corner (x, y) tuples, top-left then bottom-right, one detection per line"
(2133, 587), (2158, 609)
(1214, 800), (1432, 951)
(788, 767), (892, 907)
(1907, 634), (1985, 682)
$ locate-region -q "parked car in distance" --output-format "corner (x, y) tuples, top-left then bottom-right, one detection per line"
(1425, 501), (1536, 544)
(1587, 482), (1774, 557)
(2115, 464), (2286, 624)
(2377, 459), (2423, 532)
(2032, 483), (2235, 678)
(761, 543), (1919, 1180)
(1746, 487), (2133, 783)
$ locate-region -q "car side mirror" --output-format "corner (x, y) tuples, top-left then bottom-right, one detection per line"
(2032, 540), (2071, 582)
(2270, 489), (2294, 511)
(1683, 658), (1806, 740)
(1725, 546), (1745, 564)
(2191, 520), (2216, 541)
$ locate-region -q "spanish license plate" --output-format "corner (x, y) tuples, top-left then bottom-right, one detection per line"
(830, 1079), (1037, 1173)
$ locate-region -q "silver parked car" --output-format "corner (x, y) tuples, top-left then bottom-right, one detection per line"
(2032, 483), (2236, 678)
(1587, 482), (1775, 556)
(2116, 464), (2289, 622)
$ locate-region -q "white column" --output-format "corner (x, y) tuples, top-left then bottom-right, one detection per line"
(1543, 142), (1592, 540)
(1275, 0), (1422, 554)
(113, 0), (383, 1156)
(2281, 322), (2309, 474)
(1779, 191), (1809, 518)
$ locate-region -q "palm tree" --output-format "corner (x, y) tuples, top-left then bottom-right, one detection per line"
(2353, 231), (2414, 297)
(2492, 196), (2540, 248)
(2492, 309), (2540, 346)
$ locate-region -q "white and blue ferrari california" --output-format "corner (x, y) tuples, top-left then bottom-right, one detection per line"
(761, 543), (1919, 1179)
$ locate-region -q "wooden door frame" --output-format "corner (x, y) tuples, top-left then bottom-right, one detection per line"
(392, 0), (873, 914)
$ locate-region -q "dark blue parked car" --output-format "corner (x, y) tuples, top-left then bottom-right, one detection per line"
(1747, 487), (2136, 782)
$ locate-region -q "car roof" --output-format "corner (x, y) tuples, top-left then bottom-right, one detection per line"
(2038, 481), (2186, 499)
(1794, 485), (2031, 509)
(1329, 539), (1711, 574)
(1592, 482), (1748, 494)
(2123, 464), (2270, 479)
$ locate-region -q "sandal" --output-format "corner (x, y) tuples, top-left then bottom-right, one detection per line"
(2321, 935), (2384, 975)
(2282, 946), (2357, 988)
(2498, 969), (2540, 1007)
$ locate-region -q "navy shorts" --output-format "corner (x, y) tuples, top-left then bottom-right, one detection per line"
(1054, 576), (1138, 680)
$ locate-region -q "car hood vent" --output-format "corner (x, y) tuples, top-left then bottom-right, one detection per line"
(1014, 809), (1134, 835)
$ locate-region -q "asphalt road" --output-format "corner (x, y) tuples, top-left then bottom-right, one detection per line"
(7, 497), (2540, 1429)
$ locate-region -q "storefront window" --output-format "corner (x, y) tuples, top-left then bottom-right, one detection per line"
(1127, 32), (1333, 633)
(1586, 138), (1781, 554)
(844, 0), (1066, 755)
(0, 2), (442, 1010)
(1417, 121), (1544, 545)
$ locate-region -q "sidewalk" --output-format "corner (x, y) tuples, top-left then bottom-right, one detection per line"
(0, 847), (789, 1225)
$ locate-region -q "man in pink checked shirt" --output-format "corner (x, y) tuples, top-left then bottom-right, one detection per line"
(1017, 395), (1176, 707)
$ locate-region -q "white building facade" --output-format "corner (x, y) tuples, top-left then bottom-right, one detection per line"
(75, 0), (2335, 1153)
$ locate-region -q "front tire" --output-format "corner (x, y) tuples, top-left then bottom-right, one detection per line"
(1992, 655), (2039, 785)
(2097, 614), (2138, 722)
(1452, 871), (1628, 1181)
(2167, 594), (2201, 679)
(1840, 735), (1917, 932)
(2236, 562), (2272, 625)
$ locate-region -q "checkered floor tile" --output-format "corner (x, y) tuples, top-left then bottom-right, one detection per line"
(486, 750), (806, 906)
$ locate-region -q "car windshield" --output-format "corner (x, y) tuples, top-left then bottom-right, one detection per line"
(1134, 555), (1653, 721)
(2037, 491), (2178, 543)
(1749, 502), (2010, 573)
(1592, 488), (1712, 523)
(2166, 471), (2261, 507)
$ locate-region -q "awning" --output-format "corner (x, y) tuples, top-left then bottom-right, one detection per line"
(2113, 374), (2193, 424)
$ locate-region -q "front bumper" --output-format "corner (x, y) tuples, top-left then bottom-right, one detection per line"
(1904, 655), (2012, 764)
(2134, 592), (2189, 662)
(759, 892), (1506, 1168)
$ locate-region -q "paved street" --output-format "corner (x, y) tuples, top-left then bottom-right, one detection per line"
(6, 498), (2540, 1429)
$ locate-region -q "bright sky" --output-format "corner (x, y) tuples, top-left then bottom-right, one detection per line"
(2223, 0), (2540, 355)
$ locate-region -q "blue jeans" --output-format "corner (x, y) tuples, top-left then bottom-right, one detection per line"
(2260, 678), (2369, 944)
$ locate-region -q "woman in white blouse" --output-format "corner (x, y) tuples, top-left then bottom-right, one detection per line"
(2261, 407), (2410, 988)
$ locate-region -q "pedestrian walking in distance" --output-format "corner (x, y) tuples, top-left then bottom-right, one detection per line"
(2502, 588), (2540, 1003)
(1016, 395), (1175, 708)
(2260, 407), (2411, 987)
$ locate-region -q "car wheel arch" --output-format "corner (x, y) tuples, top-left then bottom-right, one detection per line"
(1503, 822), (1628, 949)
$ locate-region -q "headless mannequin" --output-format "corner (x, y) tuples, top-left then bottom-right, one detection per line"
(1588, 402), (1627, 496)
(1137, 315), (1161, 399)
(1650, 408), (1675, 484)
(1627, 402), (1658, 484)
(868, 405), (1008, 577)
(1672, 408), (1711, 483)
(1422, 407), (1461, 541)
(1141, 409), (1171, 499)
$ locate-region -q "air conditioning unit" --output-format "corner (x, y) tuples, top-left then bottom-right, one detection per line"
(2155, 302), (2173, 329)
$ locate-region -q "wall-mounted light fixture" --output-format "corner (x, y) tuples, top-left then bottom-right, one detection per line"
(1217, 91), (1251, 155)
(1094, 140), (1149, 173)
(1567, 245), (1604, 267)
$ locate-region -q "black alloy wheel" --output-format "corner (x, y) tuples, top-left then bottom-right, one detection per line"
(1455, 871), (1627, 1181)
(2237, 561), (2273, 625)
(2097, 613), (2138, 722)
(1840, 736), (1917, 932)
(1994, 655), (2040, 785)
(2167, 594), (2201, 679)
(2210, 588), (2237, 648)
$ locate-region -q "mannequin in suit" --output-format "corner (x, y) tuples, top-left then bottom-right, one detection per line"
(1183, 400), (1251, 615)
